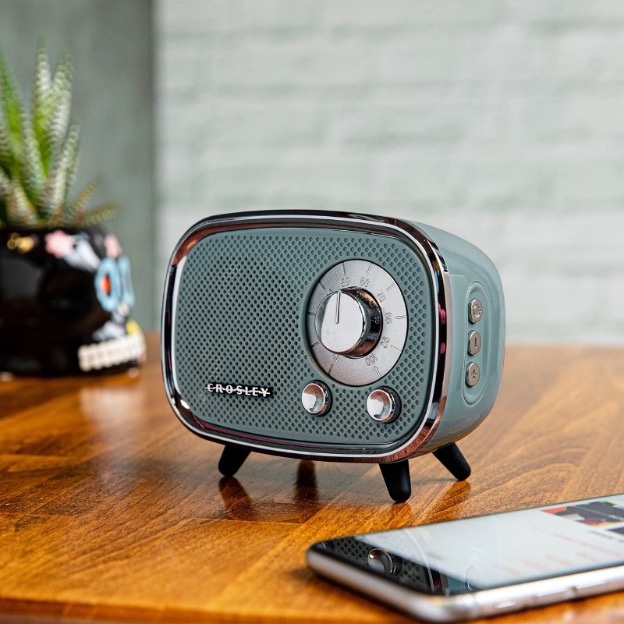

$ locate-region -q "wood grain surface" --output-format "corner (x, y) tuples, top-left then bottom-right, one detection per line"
(1, 335), (623, 623)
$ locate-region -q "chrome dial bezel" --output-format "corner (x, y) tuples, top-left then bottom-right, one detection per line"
(307, 260), (408, 386)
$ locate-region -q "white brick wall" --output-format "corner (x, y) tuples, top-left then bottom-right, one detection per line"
(156, 0), (624, 344)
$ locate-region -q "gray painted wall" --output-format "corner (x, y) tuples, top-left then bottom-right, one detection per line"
(156, 0), (624, 345)
(0, 0), (156, 328)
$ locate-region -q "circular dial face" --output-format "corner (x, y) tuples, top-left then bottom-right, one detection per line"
(306, 260), (408, 386)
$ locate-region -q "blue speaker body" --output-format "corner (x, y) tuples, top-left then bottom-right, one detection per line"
(162, 211), (505, 502)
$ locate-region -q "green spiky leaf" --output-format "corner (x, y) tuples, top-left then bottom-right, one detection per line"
(7, 180), (37, 226)
(64, 177), (98, 225)
(51, 51), (72, 97)
(62, 122), (80, 190)
(19, 111), (45, 200)
(42, 52), (72, 161)
(0, 105), (12, 169)
(0, 57), (23, 152)
(37, 148), (68, 220)
(0, 165), (10, 201)
(32, 42), (52, 138)
(0, 44), (118, 229)
(79, 201), (119, 227)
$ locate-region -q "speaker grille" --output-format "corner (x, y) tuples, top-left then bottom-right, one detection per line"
(321, 538), (436, 592)
(173, 226), (434, 452)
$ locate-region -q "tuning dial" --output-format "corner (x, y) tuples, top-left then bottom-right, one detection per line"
(306, 260), (408, 386)
(315, 288), (382, 357)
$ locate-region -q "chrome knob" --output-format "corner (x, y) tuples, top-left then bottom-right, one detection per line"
(314, 288), (382, 357)
(366, 387), (401, 423)
(301, 381), (331, 416)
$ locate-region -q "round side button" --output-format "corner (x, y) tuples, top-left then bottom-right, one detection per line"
(466, 363), (481, 387)
(302, 381), (331, 416)
(468, 331), (482, 355)
(469, 299), (483, 324)
(367, 387), (401, 423)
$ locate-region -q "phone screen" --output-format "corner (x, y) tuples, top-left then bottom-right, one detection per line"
(312, 494), (624, 595)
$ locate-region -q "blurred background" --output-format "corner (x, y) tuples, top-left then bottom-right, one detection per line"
(2, 0), (624, 344)
(0, 0), (154, 326)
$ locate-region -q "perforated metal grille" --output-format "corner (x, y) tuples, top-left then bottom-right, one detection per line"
(173, 226), (434, 451)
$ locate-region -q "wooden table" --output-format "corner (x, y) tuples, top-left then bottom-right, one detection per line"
(1, 335), (623, 623)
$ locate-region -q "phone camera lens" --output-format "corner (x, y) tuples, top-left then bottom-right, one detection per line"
(367, 548), (402, 576)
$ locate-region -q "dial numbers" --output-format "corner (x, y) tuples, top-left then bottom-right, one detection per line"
(306, 260), (408, 386)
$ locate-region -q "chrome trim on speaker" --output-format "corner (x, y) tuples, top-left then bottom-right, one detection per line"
(161, 210), (452, 463)
(167, 255), (186, 394)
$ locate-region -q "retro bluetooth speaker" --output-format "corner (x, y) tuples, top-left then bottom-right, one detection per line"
(161, 210), (505, 502)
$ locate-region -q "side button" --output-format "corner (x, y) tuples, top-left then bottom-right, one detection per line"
(469, 298), (484, 323)
(468, 331), (482, 355)
(466, 363), (481, 387)
(493, 599), (519, 612)
(532, 588), (574, 604)
(572, 581), (608, 598)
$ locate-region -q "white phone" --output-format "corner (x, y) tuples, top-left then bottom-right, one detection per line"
(307, 493), (624, 622)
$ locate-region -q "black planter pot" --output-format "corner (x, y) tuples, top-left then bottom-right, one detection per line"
(0, 226), (145, 376)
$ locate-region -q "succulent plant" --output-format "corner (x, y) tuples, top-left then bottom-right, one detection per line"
(0, 43), (117, 228)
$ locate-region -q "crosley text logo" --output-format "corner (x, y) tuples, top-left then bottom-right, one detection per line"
(206, 382), (273, 398)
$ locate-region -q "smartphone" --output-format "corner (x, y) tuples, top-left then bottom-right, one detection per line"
(307, 493), (624, 622)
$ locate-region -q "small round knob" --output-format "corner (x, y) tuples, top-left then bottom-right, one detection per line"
(367, 387), (401, 423)
(315, 288), (382, 357)
(301, 381), (331, 416)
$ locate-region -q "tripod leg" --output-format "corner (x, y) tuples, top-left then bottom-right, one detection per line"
(433, 443), (471, 481)
(218, 445), (251, 477)
(379, 460), (412, 503)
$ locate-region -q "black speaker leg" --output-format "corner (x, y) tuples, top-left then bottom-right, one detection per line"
(433, 443), (471, 481)
(218, 445), (251, 477)
(379, 460), (412, 503)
